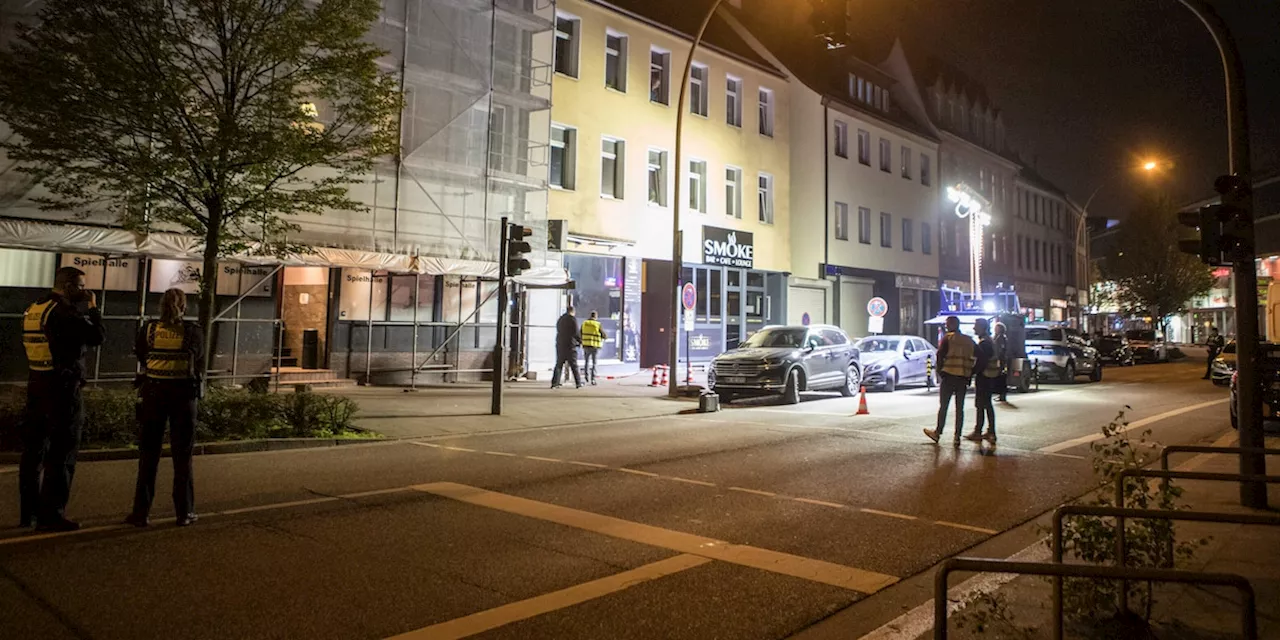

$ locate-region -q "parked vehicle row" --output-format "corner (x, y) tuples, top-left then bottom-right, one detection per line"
(708, 325), (861, 405)
(1025, 324), (1103, 383)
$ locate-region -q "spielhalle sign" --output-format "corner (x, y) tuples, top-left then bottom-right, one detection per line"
(702, 225), (754, 268)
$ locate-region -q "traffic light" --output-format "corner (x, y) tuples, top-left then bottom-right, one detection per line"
(506, 223), (532, 277)
(1178, 174), (1251, 266)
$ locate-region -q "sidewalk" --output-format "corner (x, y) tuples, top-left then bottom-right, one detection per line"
(923, 437), (1280, 639)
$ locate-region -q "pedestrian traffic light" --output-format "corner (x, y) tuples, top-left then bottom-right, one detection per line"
(1178, 174), (1251, 266)
(506, 223), (532, 277)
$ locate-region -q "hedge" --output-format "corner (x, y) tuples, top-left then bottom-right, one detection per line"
(0, 385), (369, 451)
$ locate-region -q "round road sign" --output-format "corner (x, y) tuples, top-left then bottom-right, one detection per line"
(867, 297), (889, 318)
(681, 283), (697, 311)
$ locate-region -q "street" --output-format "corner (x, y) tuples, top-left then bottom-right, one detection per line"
(0, 360), (1241, 639)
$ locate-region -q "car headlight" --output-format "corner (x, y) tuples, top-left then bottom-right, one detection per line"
(865, 363), (882, 373)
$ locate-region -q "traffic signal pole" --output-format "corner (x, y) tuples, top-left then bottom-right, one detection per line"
(492, 217), (510, 416)
(1176, 0), (1266, 508)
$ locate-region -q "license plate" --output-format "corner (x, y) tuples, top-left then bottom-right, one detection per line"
(724, 376), (746, 384)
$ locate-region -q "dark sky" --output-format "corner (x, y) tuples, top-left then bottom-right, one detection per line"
(861, 0), (1280, 219)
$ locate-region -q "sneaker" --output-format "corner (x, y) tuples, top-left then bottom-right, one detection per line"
(124, 513), (150, 528)
(922, 428), (940, 444)
(953, 437), (962, 448)
(983, 433), (998, 444)
(551, 384), (562, 389)
(35, 518), (80, 533)
(176, 513), (198, 527)
(591, 380), (598, 386)
(963, 432), (984, 442)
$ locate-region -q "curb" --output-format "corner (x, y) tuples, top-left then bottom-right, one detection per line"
(0, 435), (387, 464)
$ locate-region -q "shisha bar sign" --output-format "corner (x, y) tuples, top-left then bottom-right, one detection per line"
(703, 225), (754, 268)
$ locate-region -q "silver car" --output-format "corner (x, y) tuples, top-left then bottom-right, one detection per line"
(854, 335), (938, 392)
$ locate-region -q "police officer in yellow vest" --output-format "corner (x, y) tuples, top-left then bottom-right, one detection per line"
(579, 311), (607, 386)
(125, 288), (204, 528)
(924, 315), (976, 446)
(964, 318), (1000, 444)
(19, 266), (105, 531)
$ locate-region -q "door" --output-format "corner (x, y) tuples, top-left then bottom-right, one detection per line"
(640, 260), (673, 367)
(802, 330), (833, 386)
(821, 328), (852, 385)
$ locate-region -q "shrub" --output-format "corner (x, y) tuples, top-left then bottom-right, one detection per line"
(80, 387), (139, 449)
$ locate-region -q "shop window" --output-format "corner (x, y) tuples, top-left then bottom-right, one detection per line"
(709, 272), (722, 321)
(338, 268), (388, 321)
(747, 272), (764, 288)
(388, 275), (436, 322)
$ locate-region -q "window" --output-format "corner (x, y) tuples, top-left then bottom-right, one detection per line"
(879, 138), (891, 172)
(726, 76), (742, 127)
(834, 202), (849, 240)
(549, 124), (576, 189)
(725, 167), (742, 218)
(858, 207), (872, 244)
(901, 145), (912, 179)
(647, 149), (667, 206)
(601, 137), (624, 198)
(757, 173), (773, 224)
(758, 88), (774, 136)
(921, 223), (932, 254)
(690, 64), (708, 116)
(604, 32), (627, 91)
(879, 212), (892, 247)
(554, 15), (579, 77)
(857, 129), (870, 165)
(921, 154), (931, 186)
(1016, 234), (1024, 269)
(650, 48), (670, 104)
(687, 159), (707, 213)
(834, 121), (849, 158)
(902, 218), (913, 251)
(1035, 240), (1041, 271)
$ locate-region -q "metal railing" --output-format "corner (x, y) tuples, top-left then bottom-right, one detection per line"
(1050, 504), (1280, 640)
(934, 557), (1256, 640)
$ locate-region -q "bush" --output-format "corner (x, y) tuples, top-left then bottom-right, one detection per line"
(0, 385), (368, 451)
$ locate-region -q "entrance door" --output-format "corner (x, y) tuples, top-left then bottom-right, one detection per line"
(640, 260), (673, 367)
(282, 267), (331, 370)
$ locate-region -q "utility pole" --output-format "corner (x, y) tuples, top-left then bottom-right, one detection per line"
(1175, 0), (1266, 508)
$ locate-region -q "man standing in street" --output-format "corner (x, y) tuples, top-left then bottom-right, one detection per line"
(924, 315), (975, 447)
(993, 321), (1010, 403)
(579, 311), (606, 386)
(1203, 326), (1224, 380)
(965, 318), (1000, 444)
(19, 266), (105, 531)
(551, 305), (582, 389)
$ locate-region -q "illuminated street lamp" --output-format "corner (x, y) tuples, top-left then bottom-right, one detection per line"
(947, 183), (992, 296)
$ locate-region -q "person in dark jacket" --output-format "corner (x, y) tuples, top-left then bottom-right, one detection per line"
(1203, 326), (1224, 380)
(965, 318), (1000, 444)
(551, 306), (582, 388)
(993, 322), (1010, 402)
(19, 266), (105, 531)
(126, 288), (204, 527)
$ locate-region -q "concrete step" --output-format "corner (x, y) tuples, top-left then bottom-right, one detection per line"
(271, 367), (357, 388)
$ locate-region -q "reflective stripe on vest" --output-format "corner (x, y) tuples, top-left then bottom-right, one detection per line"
(581, 320), (604, 349)
(146, 322), (192, 379)
(22, 300), (57, 372)
(941, 332), (976, 377)
(981, 337), (1002, 378)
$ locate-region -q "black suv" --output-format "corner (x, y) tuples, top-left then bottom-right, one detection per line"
(708, 325), (862, 404)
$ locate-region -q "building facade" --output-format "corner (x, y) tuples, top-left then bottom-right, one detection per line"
(1011, 171), (1089, 324)
(548, 0), (792, 367)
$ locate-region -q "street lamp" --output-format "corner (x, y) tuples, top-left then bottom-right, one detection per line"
(946, 184), (991, 297)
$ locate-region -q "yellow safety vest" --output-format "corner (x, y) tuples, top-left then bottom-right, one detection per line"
(941, 331), (976, 377)
(146, 322), (192, 380)
(22, 300), (58, 372)
(980, 337), (1002, 378)
(581, 320), (605, 349)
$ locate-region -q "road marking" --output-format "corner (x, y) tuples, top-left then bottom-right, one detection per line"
(409, 442), (441, 448)
(616, 468), (658, 477)
(221, 497), (339, 515)
(525, 455), (563, 463)
(728, 486), (777, 498)
(565, 460), (609, 469)
(933, 520), (1000, 535)
(860, 508), (918, 521)
(442, 446), (477, 453)
(1037, 398), (1230, 453)
(0, 524), (129, 545)
(412, 482), (899, 594)
(794, 497), (847, 509)
(484, 451), (517, 457)
(664, 476), (717, 487)
(338, 487), (415, 499)
(388, 554), (711, 640)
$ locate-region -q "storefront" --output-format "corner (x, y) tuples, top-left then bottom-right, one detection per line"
(562, 253), (640, 365)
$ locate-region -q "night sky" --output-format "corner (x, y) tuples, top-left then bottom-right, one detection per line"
(858, 0), (1280, 220)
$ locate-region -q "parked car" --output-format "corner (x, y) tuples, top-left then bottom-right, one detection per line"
(854, 335), (938, 392)
(1210, 341), (1236, 386)
(1124, 329), (1168, 363)
(1095, 335), (1135, 367)
(708, 325), (862, 404)
(1026, 325), (1102, 383)
(1229, 365), (1280, 430)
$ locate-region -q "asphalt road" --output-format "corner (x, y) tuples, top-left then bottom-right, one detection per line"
(0, 359), (1239, 640)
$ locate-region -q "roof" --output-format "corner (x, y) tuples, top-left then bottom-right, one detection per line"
(589, 0), (782, 77)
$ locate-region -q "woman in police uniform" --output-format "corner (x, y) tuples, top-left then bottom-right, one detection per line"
(126, 288), (204, 527)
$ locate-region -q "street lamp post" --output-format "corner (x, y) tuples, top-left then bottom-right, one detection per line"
(947, 184), (991, 297)
(668, 0), (725, 397)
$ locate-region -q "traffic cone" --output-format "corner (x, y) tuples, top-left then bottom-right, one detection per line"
(658, 366), (668, 386)
(855, 386), (870, 416)
(649, 367), (660, 387)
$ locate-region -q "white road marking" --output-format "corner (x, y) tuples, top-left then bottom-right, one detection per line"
(565, 460), (609, 469)
(484, 451), (517, 457)
(794, 497), (848, 509)
(933, 520), (999, 535)
(388, 554), (711, 640)
(1037, 398), (1229, 453)
(220, 497), (339, 515)
(442, 446), (477, 453)
(524, 455), (563, 463)
(860, 508), (917, 521)
(408, 442), (441, 448)
(412, 482), (899, 594)
(663, 476), (717, 487)
(728, 486), (777, 498)
(615, 468), (658, 477)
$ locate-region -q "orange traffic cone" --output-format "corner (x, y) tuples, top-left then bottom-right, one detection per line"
(855, 386), (870, 416)
(658, 366), (668, 386)
(649, 367), (660, 387)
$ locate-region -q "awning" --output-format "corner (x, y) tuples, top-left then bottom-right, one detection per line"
(0, 216), (569, 283)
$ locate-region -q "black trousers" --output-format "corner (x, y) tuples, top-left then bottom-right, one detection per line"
(132, 383), (197, 517)
(935, 373), (969, 436)
(551, 349), (581, 387)
(1204, 353), (1217, 378)
(973, 376), (998, 435)
(20, 376), (83, 523)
